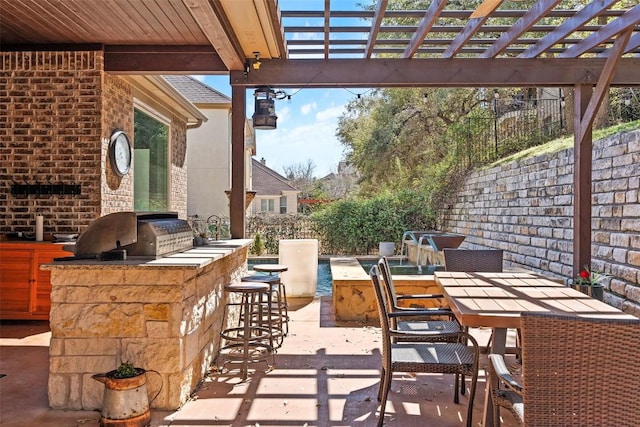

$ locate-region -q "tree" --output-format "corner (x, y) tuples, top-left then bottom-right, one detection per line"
(337, 87), (480, 195)
(282, 159), (316, 200)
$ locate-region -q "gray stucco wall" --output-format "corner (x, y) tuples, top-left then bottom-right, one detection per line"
(442, 128), (640, 316)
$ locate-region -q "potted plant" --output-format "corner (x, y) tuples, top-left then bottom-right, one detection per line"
(571, 266), (608, 301)
(92, 362), (152, 426)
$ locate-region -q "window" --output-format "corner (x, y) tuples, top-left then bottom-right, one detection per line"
(260, 199), (275, 212)
(280, 196), (287, 214)
(134, 108), (169, 211)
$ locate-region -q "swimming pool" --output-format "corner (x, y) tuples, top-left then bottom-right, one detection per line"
(358, 259), (444, 275)
(248, 258), (438, 296)
(248, 258), (333, 296)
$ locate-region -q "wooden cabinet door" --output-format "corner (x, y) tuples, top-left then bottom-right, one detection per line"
(32, 246), (67, 316)
(0, 249), (34, 315)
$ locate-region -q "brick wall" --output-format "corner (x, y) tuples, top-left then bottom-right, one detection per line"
(1, 50), (190, 233)
(170, 116), (188, 218)
(1, 51), (104, 233)
(101, 73), (134, 215)
(442, 129), (640, 316)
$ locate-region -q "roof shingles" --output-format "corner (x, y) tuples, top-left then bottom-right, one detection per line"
(252, 159), (297, 195)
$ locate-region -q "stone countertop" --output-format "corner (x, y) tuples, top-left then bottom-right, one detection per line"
(41, 239), (253, 270)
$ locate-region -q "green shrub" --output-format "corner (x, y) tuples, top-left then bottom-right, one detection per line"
(310, 189), (436, 255)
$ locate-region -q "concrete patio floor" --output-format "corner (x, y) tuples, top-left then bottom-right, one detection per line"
(0, 296), (520, 427)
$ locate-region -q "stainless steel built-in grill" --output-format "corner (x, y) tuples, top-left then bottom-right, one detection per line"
(71, 212), (193, 260)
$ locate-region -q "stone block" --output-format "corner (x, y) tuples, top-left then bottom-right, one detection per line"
(65, 285), (183, 303)
(48, 374), (70, 408)
(123, 268), (188, 286)
(82, 373), (105, 410)
(146, 321), (170, 338)
(51, 303), (147, 337)
(121, 338), (181, 374)
(64, 338), (120, 356)
(144, 303), (170, 320)
(68, 374), (83, 409)
(51, 355), (115, 374)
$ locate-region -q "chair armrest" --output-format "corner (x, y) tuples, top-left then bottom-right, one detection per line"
(389, 329), (477, 349)
(488, 354), (523, 394)
(397, 293), (445, 300)
(388, 309), (456, 319)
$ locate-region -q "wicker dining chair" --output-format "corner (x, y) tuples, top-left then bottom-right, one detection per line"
(443, 248), (510, 353)
(488, 312), (640, 427)
(377, 257), (467, 401)
(369, 265), (480, 427)
(378, 256), (458, 328)
(443, 248), (504, 273)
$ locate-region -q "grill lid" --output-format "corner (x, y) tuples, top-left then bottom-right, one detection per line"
(72, 211), (193, 259)
(74, 212), (138, 258)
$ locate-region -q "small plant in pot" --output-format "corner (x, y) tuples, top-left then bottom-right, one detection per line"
(572, 266), (608, 301)
(112, 361), (143, 379)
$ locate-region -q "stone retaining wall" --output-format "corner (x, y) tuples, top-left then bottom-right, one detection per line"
(442, 129), (640, 316)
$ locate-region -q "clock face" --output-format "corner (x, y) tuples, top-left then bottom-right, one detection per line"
(109, 130), (132, 176)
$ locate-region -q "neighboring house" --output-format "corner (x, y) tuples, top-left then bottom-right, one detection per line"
(250, 158), (298, 214)
(164, 76), (255, 220)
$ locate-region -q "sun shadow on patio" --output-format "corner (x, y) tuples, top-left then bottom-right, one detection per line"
(162, 297), (512, 427)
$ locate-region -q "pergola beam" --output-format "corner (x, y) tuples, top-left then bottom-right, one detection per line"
(234, 58), (640, 88)
(572, 29), (633, 276)
(482, 0), (563, 58)
(402, 0), (446, 58)
(104, 45), (227, 74)
(559, 4), (640, 58)
(442, 0), (503, 58)
(230, 86), (246, 239)
(519, 0), (618, 58)
(365, 0), (388, 58)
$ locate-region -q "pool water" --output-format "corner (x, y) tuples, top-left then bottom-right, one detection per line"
(248, 259), (333, 296)
(248, 258), (439, 297)
(358, 259), (444, 275)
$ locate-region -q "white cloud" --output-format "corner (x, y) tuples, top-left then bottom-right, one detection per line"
(316, 105), (345, 121)
(300, 102), (317, 115)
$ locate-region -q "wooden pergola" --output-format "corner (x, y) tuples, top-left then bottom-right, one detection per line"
(2, 0), (639, 275)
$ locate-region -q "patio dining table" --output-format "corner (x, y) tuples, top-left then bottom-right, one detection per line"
(434, 271), (636, 427)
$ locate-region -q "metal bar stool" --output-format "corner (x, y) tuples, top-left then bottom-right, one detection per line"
(251, 264), (289, 337)
(241, 274), (286, 348)
(217, 282), (274, 380)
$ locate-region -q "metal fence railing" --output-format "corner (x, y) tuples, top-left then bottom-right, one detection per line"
(457, 96), (640, 169)
(458, 98), (567, 168)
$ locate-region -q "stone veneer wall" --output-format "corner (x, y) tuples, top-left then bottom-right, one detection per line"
(441, 129), (640, 316)
(47, 245), (248, 410)
(1, 50), (189, 232)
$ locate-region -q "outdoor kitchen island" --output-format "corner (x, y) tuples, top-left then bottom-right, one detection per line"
(42, 239), (252, 411)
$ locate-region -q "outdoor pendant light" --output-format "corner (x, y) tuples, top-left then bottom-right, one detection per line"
(252, 86), (278, 130)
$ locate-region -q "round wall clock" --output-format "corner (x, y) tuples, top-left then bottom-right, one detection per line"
(108, 130), (132, 177)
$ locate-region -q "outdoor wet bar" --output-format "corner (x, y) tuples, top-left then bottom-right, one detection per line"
(42, 213), (252, 411)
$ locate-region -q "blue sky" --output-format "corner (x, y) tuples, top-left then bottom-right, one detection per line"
(198, 76), (359, 178)
(194, 0), (372, 178)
